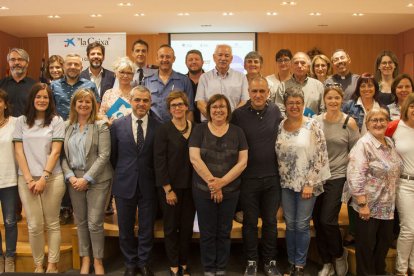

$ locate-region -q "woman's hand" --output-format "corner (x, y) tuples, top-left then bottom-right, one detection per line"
(359, 205), (370, 221)
(208, 177), (225, 194)
(211, 189), (223, 203)
(32, 177), (47, 195)
(302, 186), (313, 199)
(166, 191), (178, 206)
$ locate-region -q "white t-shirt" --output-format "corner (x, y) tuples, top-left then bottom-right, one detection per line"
(13, 115), (65, 177)
(0, 117), (17, 188)
(393, 120), (414, 175)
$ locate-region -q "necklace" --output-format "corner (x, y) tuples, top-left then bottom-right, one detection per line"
(0, 117), (8, 128)
(176, 120), (189, 134)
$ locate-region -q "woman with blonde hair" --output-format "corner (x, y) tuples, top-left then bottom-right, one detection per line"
(310, 55), (332, 83)
(62, 88), (112, 274)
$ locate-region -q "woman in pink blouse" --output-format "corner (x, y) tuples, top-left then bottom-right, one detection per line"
(343, 108), (402, 276)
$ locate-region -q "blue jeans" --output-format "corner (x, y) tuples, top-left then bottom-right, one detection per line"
(282, 188), (316, 266)
(0, 186), (18, 257)
(193, 188), (239, 273)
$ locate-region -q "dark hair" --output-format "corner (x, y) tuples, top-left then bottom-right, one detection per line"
(46, 55), (64, 80)
(307, 47), (323, 61)
(351, 73), (380, 103)
(185, 49), (203, 61)
(24, 83), (57, 128)
(391, 73), (414, 104)
(275, 49), (292, 61)
(0, 89), (11, 118)
(206, 94), (232, 122)
(401, 93), (414, 122)
(374, 50), (399, 82)
(131, 39), (149, 51)
(86, 41), (105, 56)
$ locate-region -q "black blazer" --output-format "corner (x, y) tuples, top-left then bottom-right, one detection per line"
(80, 68), (115, 99)
(110, 114), (161, 199)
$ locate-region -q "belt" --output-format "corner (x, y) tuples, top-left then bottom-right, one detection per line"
(401, 174), (414, 181)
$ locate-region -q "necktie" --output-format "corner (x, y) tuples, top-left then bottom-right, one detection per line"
(138, 68), (144, 85)
(137, 119), (144, 152)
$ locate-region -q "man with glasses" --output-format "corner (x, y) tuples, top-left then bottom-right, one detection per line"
(80, 41), (115, 99)
(0, 48), (36, 117)
(279, 52), (324, 117)
(144, 44), (194, 123)
(326, 49), (360, 101)
(266, 49), (292, 105)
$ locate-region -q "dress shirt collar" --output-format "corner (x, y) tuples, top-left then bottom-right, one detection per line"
(88, 67), (103, 78)
(213, 67), (230, 78)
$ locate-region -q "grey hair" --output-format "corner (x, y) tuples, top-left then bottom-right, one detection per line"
(283, 86), (304, 105)
(129, 85), (151, 99)
(244, 51), (263, 64)
(214, 44), (232, 54)
(292, 52), (311, 66)
(7, 48), (30, 62)
(113, 57), (136, 73)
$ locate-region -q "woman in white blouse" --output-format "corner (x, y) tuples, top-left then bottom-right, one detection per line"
(275, 87), (330, 276)
(13, 83), (65, 273)
(0, 90), (18, 272)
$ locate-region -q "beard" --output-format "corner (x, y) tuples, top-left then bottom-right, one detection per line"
(189, 68), (202, 75)
(90, 60), (102, 69)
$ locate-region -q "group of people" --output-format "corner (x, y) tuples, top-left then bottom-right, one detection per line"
(0, 39), (413, 276)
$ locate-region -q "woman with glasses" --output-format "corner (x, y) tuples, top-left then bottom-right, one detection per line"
(342, 73), (383, 135)
(310, 55), (332, 83)
(266, 49), (293, 104)
(375, 51), (399, 105)
(189, 94), (248, 276)
(99, 57), (136, 124)
(387, 74), (414, 121)
(154, 91), (195, 276)
(343, 108), (402, 276)
(276, 87), (330, 276)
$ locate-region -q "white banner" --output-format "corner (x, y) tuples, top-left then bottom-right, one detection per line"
(47, 33), (126, 70)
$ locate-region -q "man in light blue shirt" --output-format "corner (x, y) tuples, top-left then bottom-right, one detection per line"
(195, 44), (249, 121)
(144, 45), (194, 122)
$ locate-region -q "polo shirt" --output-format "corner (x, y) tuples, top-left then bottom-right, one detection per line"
(50, 77), (100, 120)
(0, 76), (36, 116)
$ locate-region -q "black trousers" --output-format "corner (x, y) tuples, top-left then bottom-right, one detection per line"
(355, 215), (394, 276)
(240, 176), (281, 263)
(312, 177), (345, 263)
(158, 188), (195, 267)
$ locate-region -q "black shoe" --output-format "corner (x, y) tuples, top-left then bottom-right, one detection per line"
(244, 260), (257, 276)
(293, 266), (304, 276)
(60, 208), (73, 225)
(181, 266), (191, 276)
(124, 267), (136, 276)
(138, 266), (154, 276)
(264, 260), (282, 276)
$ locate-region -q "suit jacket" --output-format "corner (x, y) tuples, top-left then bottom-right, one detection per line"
(80, 68), (115, 99)
(62, 120), (113, 183)
(110, 114), (161, 199)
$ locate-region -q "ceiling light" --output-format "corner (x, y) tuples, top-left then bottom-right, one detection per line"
(84, 26), (95, 29)
(281, 1), (297, 6)
(134, 13), (145, 16)
(90, 14), (102, 18)
(200, 24), (212, 27)
(0, 6), (9, 10)
(222, 12), (234, 16)
(407, 3), (414, 7)
(177, 12), (190, 16)
(309, 12), (321, 16)
(47, 15), (61, 19)
(117, 2), (133, 7)
(266, 12), (278, 16)
(317, 24), (328, 27)
(352, 13), (364, 16)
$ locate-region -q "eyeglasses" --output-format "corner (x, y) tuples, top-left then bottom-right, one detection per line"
(211, 104), (227, 110)
(9, 58), (26, 63)
(360, 73), (375, 79)
(119, 71), (134, 76)
(277, 58), (291, 63)
(170, 102), (186, 109)
(286, 101), (304, 107)
(314, 64), (327, 68)
(332, 55), (347, 63)
(325, 82), (343, 89)
(369, 118), (388, 124)
(380, 61), (394, 66)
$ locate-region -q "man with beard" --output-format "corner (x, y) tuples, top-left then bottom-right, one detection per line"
(50, 53), (100, 225)
(80, 41), (115, 98)
(144, 44), (194, 123)
(0, 48), (36, 116)
(185, 49), (204, 123)
(325, 49), (360, 102)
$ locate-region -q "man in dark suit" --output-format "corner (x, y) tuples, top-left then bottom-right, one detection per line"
(110, 85), (161, 276)
(80, 41), (115, 99)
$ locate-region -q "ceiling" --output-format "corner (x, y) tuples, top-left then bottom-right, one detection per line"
(0, 0), (413, 37)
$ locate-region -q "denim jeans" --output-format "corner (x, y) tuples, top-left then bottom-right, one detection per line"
(282, 188), (316, 266)
(193, 188), (239, 273)
(0, 186), (18, 257)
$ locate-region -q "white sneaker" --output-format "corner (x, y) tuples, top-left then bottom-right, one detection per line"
(335, 248), (349, 276)
(318, 263), (334, 276)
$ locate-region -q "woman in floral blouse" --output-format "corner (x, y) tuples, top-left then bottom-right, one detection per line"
(343, 108), (402, 276)
(275, 87), (330, 276)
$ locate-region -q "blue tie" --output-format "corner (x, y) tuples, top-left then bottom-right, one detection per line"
(137, 119), (144, 152)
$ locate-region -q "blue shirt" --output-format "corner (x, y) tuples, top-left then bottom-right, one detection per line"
(144, 70), (194, 123)
(51, 77), (100, 120)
